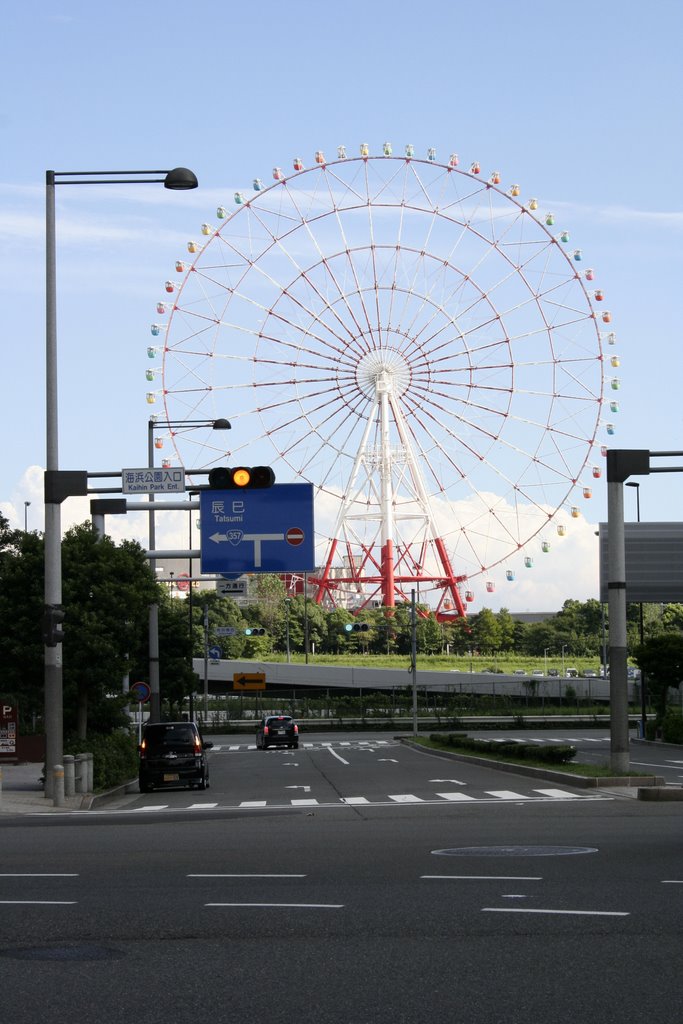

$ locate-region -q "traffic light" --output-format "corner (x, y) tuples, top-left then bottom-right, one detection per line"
(208, 466), (275, 489)
(244, 628), (266, 636)
(344, 622), (369, 633)
(42, 604), (65, 647)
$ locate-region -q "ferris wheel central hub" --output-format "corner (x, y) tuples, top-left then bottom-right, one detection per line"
(355, 347), (411, 399)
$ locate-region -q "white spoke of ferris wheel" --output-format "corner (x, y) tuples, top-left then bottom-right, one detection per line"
(276, 181), (376, 348)
(324, 165), (389, 344)
(208, 212), (359, 353)
(326, 401), (380, 545)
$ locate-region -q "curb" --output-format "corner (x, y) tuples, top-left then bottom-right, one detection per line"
(637, 786), (683, 802)
(399, 738), (665, 789)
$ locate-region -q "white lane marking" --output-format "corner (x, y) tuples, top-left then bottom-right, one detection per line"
(430, 778), (467, 786)
(378, 758), (398, 763)
(328, 747), (350, 765)
(132, 805), (168, 811)
(662, 880), (683, 884)
(188, 873), (306, 878)
(533, 789), (576, 799)
(483, 907), (629, 917)
(206, 902), (343, 908)
(321, 742), (332, 747)
(486, 791), (531, 800)
(342, 797), (370, 804)
(0, 900), (77, 905)
(436, 792), (476, 802)
(422, 875), (542, 881)
(188, 803), (218, 809)
(239, 801), (267, 808)
(291, 799), (319, 806)
(285, 785), (311, 792)
(228, 745), (241, 751)
(0, 873), (79, 877)
(389, 794), (424, 803)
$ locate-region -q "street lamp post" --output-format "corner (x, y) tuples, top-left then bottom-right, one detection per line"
(44, 167), (198, 800)
(24, 501), (31, 532)
(544, 647), (552, 676)
(561, 644), (568, 676)
(285, 598), (291, 663)
(626, 480), (648, 737)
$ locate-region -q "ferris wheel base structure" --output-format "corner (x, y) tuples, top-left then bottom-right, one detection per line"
(312, 536), (468, 618)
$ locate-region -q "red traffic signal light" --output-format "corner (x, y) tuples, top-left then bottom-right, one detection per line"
(208, 466), (275, 489)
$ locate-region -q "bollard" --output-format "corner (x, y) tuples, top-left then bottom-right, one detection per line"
(63, 755), (75, 798)
(85, 752), (94, 793)
(53, 764), (65, 808)
(74, 754), (85, 794)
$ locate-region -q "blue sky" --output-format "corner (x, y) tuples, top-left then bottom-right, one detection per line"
(1, 0), (682, 612)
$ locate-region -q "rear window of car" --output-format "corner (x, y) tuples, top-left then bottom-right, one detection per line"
(266, 716), (293, 726)
(143, 724), (198, 752)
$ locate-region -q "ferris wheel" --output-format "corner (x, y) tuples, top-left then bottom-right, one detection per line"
(147, 144), (617, 617)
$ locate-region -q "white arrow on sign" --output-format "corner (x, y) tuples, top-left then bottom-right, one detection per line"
(210, 531), (285, 567)
(429, 778), (467, 786)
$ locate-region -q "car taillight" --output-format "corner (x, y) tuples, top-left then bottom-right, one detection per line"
(194, 737), (202, 752)
(293, 724), (298, 735)
(263, 725), (269, 736)
(139, 738), (147, 758)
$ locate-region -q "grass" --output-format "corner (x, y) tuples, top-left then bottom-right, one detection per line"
(247, 652), (609, 675)
(412, 735), (650, 778)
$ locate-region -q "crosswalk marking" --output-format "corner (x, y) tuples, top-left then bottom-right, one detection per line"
(342, 796), (370, 804)
(533, 788), (577, 799)
(239, 800), (267, 808)
(485, 790), (530, 800)
(389, 794), (424, 803)
(291, 798), (319, 806)
(436, 792), (476, 802)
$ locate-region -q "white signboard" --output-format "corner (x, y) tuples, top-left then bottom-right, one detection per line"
(122, 467), (186, 494)
(216, 580), (247, 596)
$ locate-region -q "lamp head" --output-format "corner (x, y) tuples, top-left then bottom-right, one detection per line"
(164, 167), (199, 190)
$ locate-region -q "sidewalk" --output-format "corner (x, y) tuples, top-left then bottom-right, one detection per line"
(0, 763), (94, 814)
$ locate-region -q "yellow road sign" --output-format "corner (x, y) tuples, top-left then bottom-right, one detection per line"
(233, 672), (266, 691)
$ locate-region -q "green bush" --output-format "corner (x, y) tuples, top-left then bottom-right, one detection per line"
(65, 730), (138, 791)
(662, 711), (683, 744)
(429, 733), (577, 764)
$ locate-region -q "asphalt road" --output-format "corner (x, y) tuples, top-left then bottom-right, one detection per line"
(1, 733), (681, 1023)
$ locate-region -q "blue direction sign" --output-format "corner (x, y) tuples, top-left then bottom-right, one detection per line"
(200, 483), (315, 575)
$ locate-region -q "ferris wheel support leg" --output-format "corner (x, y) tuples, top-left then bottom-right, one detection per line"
(314, 537), (339, 605)
(381, 539), (395, 608)
(433, 536), (467, 618)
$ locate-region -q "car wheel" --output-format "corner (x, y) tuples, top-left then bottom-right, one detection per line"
(293, 743), (299, 750)
(139, 778), (152, 794)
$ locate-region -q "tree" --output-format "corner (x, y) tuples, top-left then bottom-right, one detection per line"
(0, 517), (44, 728)
(61, 524), (159, 738)
(634, 633), (683, 720)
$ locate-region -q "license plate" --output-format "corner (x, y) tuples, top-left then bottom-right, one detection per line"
(163, 773), (179, 782)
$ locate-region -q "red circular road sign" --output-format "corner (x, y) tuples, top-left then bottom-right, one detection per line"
(176, 573), (190, 592)
(286, 526), (305, 547)
(130, 681), (151, 703)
